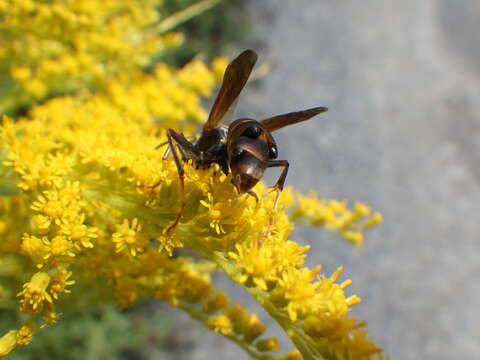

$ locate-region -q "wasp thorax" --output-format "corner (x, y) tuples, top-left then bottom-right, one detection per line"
(194, 128), (228, 171)
(196, 128), (227, 153)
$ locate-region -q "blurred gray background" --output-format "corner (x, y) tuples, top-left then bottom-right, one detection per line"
(172, 1), (480, 359)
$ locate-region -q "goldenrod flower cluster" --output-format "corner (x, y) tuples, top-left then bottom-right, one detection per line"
(0, 0), (183, 114)
(0, 1), (385, 359)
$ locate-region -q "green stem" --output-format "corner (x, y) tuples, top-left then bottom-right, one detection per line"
(154, 0), (223, 34)
(177, 301), (268, 360)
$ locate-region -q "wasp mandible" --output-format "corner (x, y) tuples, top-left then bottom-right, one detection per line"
(152, 50), (327, 235)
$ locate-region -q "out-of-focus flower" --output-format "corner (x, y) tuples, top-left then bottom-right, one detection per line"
(0, 0), (184, 114)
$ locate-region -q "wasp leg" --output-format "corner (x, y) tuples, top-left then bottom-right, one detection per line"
(142, 139), (179, 190)
(142, 178), (163, 190)
(267, 160), (289, 208)
(145, 129), (198, 235)
(162, 135), (198, 168)
(155, 140), (168, 150)
(162, 129), (200, 235)
(246, 190), (259, 203)
(156, 135), (196, 149)
(143, 132), (197, 190)
(259, 160), (289, 244)
(161, 143), (172, 160)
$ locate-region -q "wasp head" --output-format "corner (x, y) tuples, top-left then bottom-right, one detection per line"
(229, 147), (266, 194)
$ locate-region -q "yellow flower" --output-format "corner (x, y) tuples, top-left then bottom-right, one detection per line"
(32, 215), (51, 234)
(207, 314), (233, 336)
(17, 272), (52, 313)
(112, 218), (145, 256)
(47, 235), (76, 259)
(10, 66), (31, 81)
(20, 234), (50, 267)
(16, 323), (35, 346)
(289, 194), (382, 246)
(229, 243), (275, 290)
(211, 56), (229, 81)
(279, 350), (302, 360)
(275, 267), (322, 322)
(0, 0), (179, 114)
(255, 337), (280, 352)
(243, 314), (267, 343)
(49, 268), (75, 300)
(0, 331), (17, 358)
(200, 193), (228, 234)
(59, 214), (98, 249)
(363, 212), (384, 228)
(203, 292), (229, 314)
(31, 195), (64, 219)
(178, 59), (216, 96)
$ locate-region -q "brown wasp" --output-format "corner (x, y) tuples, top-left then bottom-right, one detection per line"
(151, 49), (327, 235)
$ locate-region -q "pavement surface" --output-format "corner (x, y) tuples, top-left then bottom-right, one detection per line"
(171, 1), (480, 359)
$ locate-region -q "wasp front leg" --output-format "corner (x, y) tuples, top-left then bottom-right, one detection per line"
(163, 129), (201, 235)
(143, 134), (195, 190)
(145, 129), (198, 235)
(266, 160), (289, 209)
(157, 135), (196, 161)
(259, 160), (289, 244)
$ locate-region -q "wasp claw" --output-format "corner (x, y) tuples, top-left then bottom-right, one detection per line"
(246, 190), (259, 203)
(141, 180), (162, 191)
(163, 226), (174, 236)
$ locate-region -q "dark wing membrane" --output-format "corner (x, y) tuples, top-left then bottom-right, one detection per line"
(260, 107), (328, 132)
(204, 49), (258, 130)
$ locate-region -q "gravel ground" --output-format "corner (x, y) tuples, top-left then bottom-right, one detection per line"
(171, 1), (480, 359)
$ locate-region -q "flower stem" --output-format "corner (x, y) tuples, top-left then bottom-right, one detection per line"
(177, 301), (268, 360)
(155, 0), (222, 34)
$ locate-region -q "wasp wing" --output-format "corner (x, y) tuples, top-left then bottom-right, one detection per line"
(204, 49), (258, 130)
(260, 107), (328, 132)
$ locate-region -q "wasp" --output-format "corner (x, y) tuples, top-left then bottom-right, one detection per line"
(151, 49), (327, 235)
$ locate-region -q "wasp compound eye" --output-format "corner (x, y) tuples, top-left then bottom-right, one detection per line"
(243, 125), (262, 138)
(269, 145), (278, 159)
